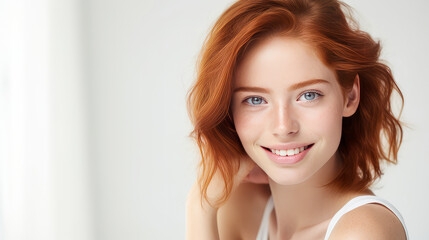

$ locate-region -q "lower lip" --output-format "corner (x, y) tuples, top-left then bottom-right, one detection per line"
(263, 145), (313, 165)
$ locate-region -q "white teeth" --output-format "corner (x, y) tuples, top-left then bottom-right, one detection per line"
(269, 145), (309, 157)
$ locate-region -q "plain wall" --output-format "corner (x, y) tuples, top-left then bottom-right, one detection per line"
(84, 0), (429, 239)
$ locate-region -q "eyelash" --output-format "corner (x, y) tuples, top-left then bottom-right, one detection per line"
(297, 90), (323, 102)
(242, 90), (323, 106)
(243, 96), (267, 106)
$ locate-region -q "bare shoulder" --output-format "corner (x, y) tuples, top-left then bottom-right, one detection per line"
(217, 183), (271, 239)
(329, 202), (407, 240)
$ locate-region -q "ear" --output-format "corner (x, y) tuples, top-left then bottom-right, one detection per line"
(343, 74), (360, 117)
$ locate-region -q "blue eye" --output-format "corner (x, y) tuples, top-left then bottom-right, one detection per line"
(298, 91), (322, 101)
(244, 96), (266, 105)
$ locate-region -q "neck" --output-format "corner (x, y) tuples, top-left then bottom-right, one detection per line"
(268, 153), (360, 238)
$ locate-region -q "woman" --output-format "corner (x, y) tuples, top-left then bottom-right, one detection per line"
(186, 0), (408, 239)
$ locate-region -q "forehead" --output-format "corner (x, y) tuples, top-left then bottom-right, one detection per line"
(234, 37), (337, 87)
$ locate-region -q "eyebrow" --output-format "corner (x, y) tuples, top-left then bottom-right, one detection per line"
(288, 79), (330, 91)
(233, 79), (330, 93)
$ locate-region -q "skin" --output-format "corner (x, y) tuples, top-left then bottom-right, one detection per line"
(231, 36), (350, 187)
(186, 36), (406, 239)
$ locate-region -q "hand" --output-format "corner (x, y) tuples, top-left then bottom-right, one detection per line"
(186, 157), (256, 240)
(203, 155), (268, 205)
(203, 155), (255, 205)
(186, 155), (268, 240)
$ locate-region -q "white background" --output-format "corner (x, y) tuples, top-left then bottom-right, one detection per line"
(1, 0), (428, 239)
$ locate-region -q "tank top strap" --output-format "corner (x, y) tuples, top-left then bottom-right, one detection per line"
(256, 195), (274, 240)
(324, 195), (409, 240)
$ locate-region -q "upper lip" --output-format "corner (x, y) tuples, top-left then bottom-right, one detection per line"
(262, 143), (313, 150)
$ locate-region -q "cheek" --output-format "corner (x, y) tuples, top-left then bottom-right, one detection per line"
(232, 108), (268, 153)
(233, 110), (258, 142)
(307, 102), (344, 144)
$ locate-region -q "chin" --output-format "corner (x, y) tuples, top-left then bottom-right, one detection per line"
(267, 168), (313, 186)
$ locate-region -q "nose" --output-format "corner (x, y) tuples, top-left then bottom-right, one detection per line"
(271, 103), (299, 138)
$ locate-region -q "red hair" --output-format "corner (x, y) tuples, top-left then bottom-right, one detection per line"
(187, 0), (403, 206)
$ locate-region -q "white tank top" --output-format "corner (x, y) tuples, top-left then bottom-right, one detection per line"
(256, 195), (409, 240)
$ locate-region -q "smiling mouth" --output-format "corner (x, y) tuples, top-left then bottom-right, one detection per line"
(262, 144), (314, 157)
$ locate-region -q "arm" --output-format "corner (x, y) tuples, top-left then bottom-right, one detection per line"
(186, 183), (219, 240)
(186, 158), (268, 239)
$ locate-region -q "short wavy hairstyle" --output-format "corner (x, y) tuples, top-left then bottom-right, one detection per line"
(187, 0), (403, 206)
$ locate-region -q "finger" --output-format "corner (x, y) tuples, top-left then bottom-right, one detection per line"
(235, 156), (256, 182)
(243, 165), (269, 184)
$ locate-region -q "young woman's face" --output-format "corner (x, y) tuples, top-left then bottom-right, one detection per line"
(231, 37), (356, 186)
